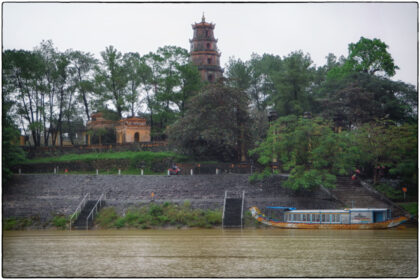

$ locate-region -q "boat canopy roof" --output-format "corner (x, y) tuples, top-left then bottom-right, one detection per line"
(287, 208), (389, 214)
(266, 206), (296, 210)
(288, 209), (348, 213)
(345, 208), (389, 212)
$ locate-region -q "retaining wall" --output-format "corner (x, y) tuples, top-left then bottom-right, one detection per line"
(3, 174), (341, 221)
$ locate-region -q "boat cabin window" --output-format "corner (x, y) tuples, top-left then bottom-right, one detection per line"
(313, 214), (320, 222)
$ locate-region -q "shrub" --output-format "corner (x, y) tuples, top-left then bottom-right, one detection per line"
(375, 183), (403, 200)
(114, 217), (126, 228)
(91, 203), (223, 229)
(149, 204), (163, 217)
(205, 210), (222, 225)
(52, 215), (67, 229)
(3, 218), (18, 230)
(183, 200), (191, 209)
(249, 167), (273, 183)
(3, 217), (35, 230)
(398, 202), (418, 216)
(243, 210), (261, 227)
(158, 215), (169, 224)
(96, 207), (118, 228)
(125, 211), (141, 226)
(140, 224), (151, 229)
(137, 214), (152, 225)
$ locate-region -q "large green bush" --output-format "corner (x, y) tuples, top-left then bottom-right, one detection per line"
(95, 202), (222, 229)
(52, 215), (68, 229)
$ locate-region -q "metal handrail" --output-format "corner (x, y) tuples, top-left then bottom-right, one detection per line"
(241, 191), (245, 228)
(69, 193), (90, 231)
(222, 190), (227, 227)
(86, 193), (104, 230)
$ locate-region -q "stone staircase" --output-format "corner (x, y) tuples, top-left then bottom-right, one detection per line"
(72, 200), (104, 230)
(222, 192), (244, 228)
(330, 177), (407, 217)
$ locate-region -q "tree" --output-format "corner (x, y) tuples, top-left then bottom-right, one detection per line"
(123, 52), (146, 117)
(142, 46), (201, 139)
(248, 53), (281, 111)
(95, 46), (128, 118)
(154, 46), (190, 131)
(2, 88), (25, 184)
(225, 57), (251, 91)
(269, 51), (314, 117)
(68, 50), (98, 121)
(226, 54), (279, 112)
(347, 37), (399, 77)
(2, 49), (46, 146)
(53, 52), (73, 147)
(353, 120), (417, 187)
(176, 63), (202, 117)
(317, 72), (417, 129)
(142, 51), (163, 135)
(250, 116), (356, 190)
(167, 83), (250, 161)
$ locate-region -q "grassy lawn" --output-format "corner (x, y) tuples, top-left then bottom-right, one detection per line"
(24, 151), (188, 164)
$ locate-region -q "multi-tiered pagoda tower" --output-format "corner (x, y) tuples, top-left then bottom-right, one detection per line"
(190, 14), (223, 82)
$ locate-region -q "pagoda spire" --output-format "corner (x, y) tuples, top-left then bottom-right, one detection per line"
(190, 15), (223, 83)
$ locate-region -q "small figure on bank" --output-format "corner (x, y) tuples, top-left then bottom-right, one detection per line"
(168, 164), (181, 175)
(352, 168), (361, 180)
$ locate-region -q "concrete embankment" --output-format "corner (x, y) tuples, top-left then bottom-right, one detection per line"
(3, 174), (341, 221)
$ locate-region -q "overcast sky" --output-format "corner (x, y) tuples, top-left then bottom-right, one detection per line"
(3, 2), (418, 86)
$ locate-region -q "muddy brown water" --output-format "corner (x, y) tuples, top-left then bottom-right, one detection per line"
(3, 228), (417, 277)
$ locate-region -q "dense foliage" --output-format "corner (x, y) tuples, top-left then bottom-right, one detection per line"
(2, 86), (25, 184)
(167, 83), (251, 161)
(250, 116), (355, 189)
(3, 41), (202, 146)
(230, 37), (417, 194)
(3, 36), (417, 196)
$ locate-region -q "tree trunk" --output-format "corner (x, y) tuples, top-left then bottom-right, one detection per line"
(58, 87), (65, 147)
(78, 70), (91, 121)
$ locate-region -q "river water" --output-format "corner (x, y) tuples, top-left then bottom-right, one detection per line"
(3, 228), (417, 277)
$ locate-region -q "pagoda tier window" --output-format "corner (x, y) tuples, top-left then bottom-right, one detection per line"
(207, 58), (212, 64)
(207, 43), (211, 49)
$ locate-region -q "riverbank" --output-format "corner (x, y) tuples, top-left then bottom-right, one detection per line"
(4, 173), (412, 230)
(2, 205), (263, 231)
(3, 173), (340, 229)
(3, 202), (227, 230)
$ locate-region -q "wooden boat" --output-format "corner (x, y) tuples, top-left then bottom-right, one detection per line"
(250, 206), (409, 229)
